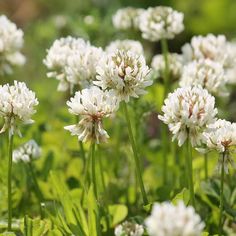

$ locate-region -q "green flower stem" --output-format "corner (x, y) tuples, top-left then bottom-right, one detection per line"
(75, 115), (86, 164)
(79, 141), (86, 166)
(28, 162), (44, 201)
(7, 132), (14, 231)
(27, 161), (44, 217)
(186, 136), (195, 207)
(122, 102), (148, 205)
(161, 124), (168, 184)
(161, 38), (170, 185)
(98, 147), (106, 193)
(161, 38), (170, 97)
(81, 142), (91, 203)
(97, 147), (110, 231)
(91, 141), (97, 199)
(204, 153), (208, 180)
(219, 152), (226, 236)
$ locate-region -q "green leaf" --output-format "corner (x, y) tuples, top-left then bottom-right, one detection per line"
(143, 203), (152, 212)
(23, 215), (51, 236)
(108, 204), (128, 227)
(172, 188), (190, 205)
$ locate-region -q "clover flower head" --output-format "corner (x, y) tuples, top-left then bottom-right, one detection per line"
(65, 44), (104, 89)
(13, 140), (41, 163)
(158, 86), (217, 146)
(180, 59), (228, 96)
(203, 119), (236, 153)
(65, 86), (119, 143)
(182, 34), (234, 70)
(151, 53), (183, 81)
(112, 7), (144, 30)
(44, 36), (95, 92)
(0, 15), (25, 74)
(201, 119), (236, 173)
(0, 81), (38, 136)
(94, 50), (152, 102)
(106, 40), (144, 55)
(115, 221), (144, 236)
(145, 201), (204, 236)
(224, 42), (236, 84)
(139, 6), (184, 42)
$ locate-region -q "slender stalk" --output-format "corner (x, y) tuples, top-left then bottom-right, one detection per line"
(161, 38), (170, 185)
(27, 161), (44, 217)
(98, 147), (106, 193)
(122, 102), (148, 205)
(97, 147), (110, 231)
(91, 141), (97, 199)
(204, 153), (208, 180)
(219, 152), (225, 236)
(28, 162), (44, 201)
(161, 124), (168, 184)
(186, 136), (195, 207)
(79, 141), (86, 164)
(161, 38), (170, 97)
(75, 115), (86, 164)
(7, 132), (14, 231)
(81, 142), (91, 202)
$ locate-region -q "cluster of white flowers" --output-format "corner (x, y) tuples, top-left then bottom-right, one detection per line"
(105, 40), (144, 55)
(158, 86), (217, 146)
(94, 50), (152, 102)
(115, 221), (144, 236)
(65, 86), (119, 143)
(182, 34), (233, 68)
(225, 42), (236, 84)
(112, 7), (144, 30)
(13, 140), (41, 163)
(139, 6), (184, 42)
(195, 119), (236, 173)
(145, 201), (204, 236)
(0, 81), (38, 136)
(0, 15), (25, 74)
(180, 59), (228, 96)
(65, 44), (104, 89)
(44, 36), (103, 92)
(151, 53), (183, 81)
(204, 119), (236, 153)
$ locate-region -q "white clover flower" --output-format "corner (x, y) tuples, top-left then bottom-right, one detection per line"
(65, 86), (119, 143)
(115, 221), (144, 236)
(203, 119), (236, 153)
(180, 59), (228, 96)
(145, 201), (204, 236)
(44, 36), (87, 91)
(224, 42), (236, 84)
(201, 119), (236, 173)
(182, 34), (234, 69)
(0, 15), (25, 74)
(65, 45), (104, 89)
(151, 53), (183, 81)
(94, 50), (152, 102)
(106, 40), (144, 55)
(158, 86), (217, 146)
(139, 6), (184, 42)
(112, 7), (144, 30)
(13, 140), (41, 163)
(0, 81), (38, 136)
